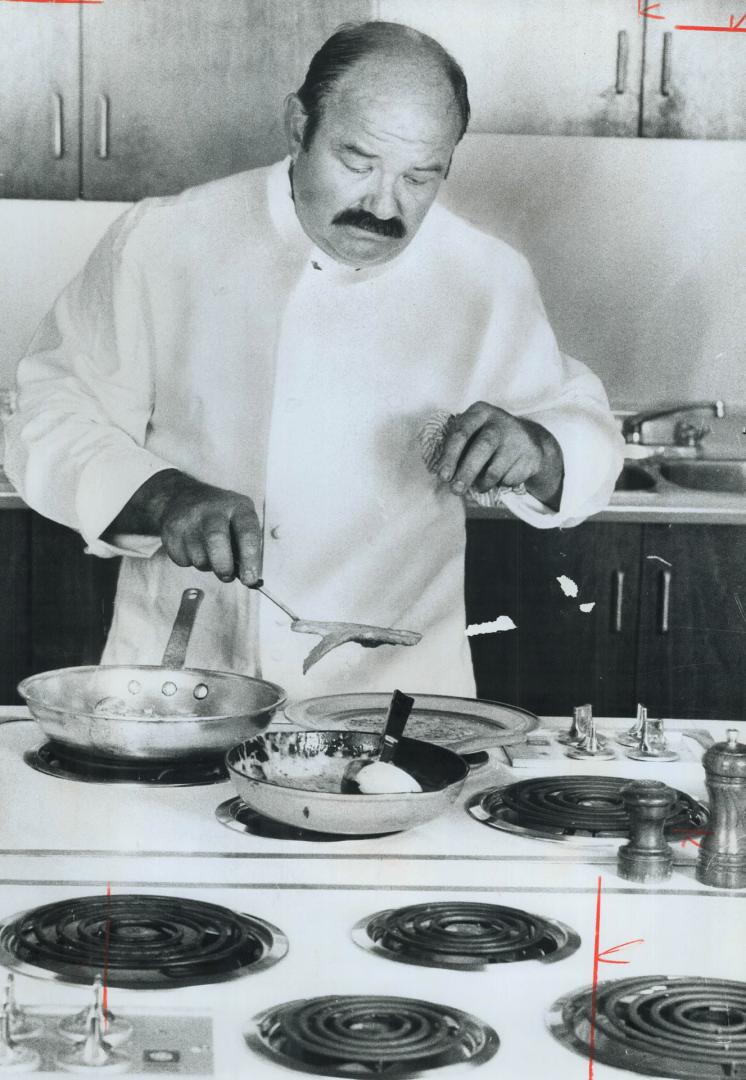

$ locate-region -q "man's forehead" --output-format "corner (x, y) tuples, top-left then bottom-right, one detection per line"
(318, 63), (461, 155)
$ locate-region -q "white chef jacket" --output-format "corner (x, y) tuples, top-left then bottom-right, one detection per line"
(5, 159), (624, 702)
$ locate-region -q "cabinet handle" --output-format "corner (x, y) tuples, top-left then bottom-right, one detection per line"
(658, 569), (672, 634)
(96, 94), (110, 159)
(52, 92), (64, 159)
(612, 570), (625, 633)
(661, 32), (673, 96)
(615, 30), (629, 94)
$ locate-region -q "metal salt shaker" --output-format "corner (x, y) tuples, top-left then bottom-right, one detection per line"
(696, 728), (746, 889)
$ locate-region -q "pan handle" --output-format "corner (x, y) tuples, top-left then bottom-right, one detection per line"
(160, 588), (204, 669)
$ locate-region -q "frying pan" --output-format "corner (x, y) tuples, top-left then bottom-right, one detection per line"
(226, 730), (469, 835)
(17, 588), (286, 762)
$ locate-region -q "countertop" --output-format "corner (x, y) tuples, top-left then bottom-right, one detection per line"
(2, 467), (745, 524)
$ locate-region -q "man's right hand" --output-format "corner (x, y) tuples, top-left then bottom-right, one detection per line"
(105, 469), (262, 585)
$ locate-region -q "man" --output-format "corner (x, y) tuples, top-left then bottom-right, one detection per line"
(5, 21), (623, 700)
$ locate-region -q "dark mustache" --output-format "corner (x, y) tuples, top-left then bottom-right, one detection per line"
(333, 208), (406, 238)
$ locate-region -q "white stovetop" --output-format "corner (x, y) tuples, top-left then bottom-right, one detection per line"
(0, 708), (744, 1079)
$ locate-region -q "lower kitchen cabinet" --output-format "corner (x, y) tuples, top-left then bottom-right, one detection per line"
(465, 518), (641, 717)
(0, 511), (119, 703)
(465, 517), (746, 721)
(637, 524), (746, 722)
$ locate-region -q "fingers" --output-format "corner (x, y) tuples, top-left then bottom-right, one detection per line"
(435, 403), (490, 486)
(232, 505), (262, 586)
(159, 485), (261, 585)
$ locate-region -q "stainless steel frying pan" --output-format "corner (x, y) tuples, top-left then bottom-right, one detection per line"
(17, 588), (286, 761)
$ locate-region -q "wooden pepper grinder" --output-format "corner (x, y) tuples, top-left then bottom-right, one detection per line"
(617, 780), (675, 882)
(696, 728), (746, 889)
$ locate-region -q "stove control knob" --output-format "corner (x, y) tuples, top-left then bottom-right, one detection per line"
(557, 703), (592, 746)
(56, 1009), (130, 1074)
(0, 1002), (41, 1073)
(565, 715), (615, 760)
(58, 976), (133, 1048)
(617, 779), (675, 882)
(697, 727), (746, 889)
(2, 975), (42, 1042)
(626, 716), (679, 762)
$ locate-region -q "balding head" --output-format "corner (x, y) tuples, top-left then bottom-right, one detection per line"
(295, 21), (470, 151)
(284, 21), (469, 267)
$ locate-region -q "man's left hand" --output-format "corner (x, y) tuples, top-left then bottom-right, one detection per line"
(435, 401), (564, 510)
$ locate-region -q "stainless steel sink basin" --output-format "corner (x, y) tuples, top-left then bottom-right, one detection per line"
(615, 464), (657, 492)
(660, 460), (746, 494)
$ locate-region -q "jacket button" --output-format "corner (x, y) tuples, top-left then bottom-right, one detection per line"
(270, 525), (281, 540)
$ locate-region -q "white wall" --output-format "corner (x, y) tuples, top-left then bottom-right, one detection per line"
(0, 133), (744, 410)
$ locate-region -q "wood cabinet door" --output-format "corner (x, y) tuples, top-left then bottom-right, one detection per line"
(637, 524), (746, 720)
(0, 4), (80, 199)
(641, 1), (746, 138)
(465, 518), (642, 716)
(80, 0), (370, 201)
(378, 0), (644, 136)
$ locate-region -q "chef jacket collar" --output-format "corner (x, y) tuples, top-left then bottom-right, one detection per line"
(266, 157), (414, 284)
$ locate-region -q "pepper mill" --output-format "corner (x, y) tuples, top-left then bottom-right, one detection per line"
(617, 780), (675, 882)
(696, 728), (746, 889)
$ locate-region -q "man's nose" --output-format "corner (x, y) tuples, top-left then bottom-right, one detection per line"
(361, 175), (400, 222)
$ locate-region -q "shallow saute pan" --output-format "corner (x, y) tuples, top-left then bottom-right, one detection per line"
(226, 729), (469, 835)
(18, 588), (286, 761)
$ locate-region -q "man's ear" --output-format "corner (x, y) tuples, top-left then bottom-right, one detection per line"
(284, 94), (309, 161)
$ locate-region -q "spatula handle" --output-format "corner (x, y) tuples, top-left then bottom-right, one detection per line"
(379, 690), (415, 763)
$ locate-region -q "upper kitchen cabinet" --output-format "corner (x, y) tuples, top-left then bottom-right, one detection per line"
(81, 0), (370, 201)
(0, 4), (80, 199)
(377, 0), (645, 136)
(641, 2), (746, 139)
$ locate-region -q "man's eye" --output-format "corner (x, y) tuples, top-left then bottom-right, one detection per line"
(344, 161), (371, 174)
(404, 175), (428, 187)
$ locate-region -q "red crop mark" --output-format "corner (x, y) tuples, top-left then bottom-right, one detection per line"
(638, 0), (666, 19)
(669, 826), (711, 848)
(2, 1), (104, 5)
(589, 877), (644, 1078)
(102, 883), (111, 1025)
(675, 12), (746, 31)
(598, 937), (645, 964)
(588, 876), (602, 1080)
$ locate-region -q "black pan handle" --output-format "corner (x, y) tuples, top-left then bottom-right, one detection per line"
(161, 588), (204, 669)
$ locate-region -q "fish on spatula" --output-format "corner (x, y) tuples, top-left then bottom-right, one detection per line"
(291, 621), (422, 674)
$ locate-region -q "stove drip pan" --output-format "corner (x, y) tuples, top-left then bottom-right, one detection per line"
(352, 902), (580, 970)
(0, 894), (287, 988)
(247, 995), (499, 1077)
(25, 742), (228, 786)
(215, 796), (392, 842)
(468, 775), (708, 841)
(548, 976), (746, 1078)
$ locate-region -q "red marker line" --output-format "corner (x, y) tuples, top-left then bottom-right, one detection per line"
(102, 883), (111, 1022)
(1, 1), (104, 5)
(638, 1), (666, 20)
(589, 875), (602, 1080)
(675, 13), (746, 31)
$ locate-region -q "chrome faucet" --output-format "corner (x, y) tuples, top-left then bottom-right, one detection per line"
(622, 400), (725, 444)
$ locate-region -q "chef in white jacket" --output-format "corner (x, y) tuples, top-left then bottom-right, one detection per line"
(5, 21), (624, 702)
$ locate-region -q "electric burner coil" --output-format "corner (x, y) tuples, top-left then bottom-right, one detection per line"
(548, 976), (746, 1078)
(247, 995), (499, 1077)
(469, 775), (708, 841)
(353, 902), (580, 969)
(0, 894), (288, 989)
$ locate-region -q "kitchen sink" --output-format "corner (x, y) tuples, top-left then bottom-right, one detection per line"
(614, 464), (657, 492)
(660, 459), (746, 494)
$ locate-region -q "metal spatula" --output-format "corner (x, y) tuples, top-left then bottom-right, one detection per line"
(250, 583), (422, 674)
